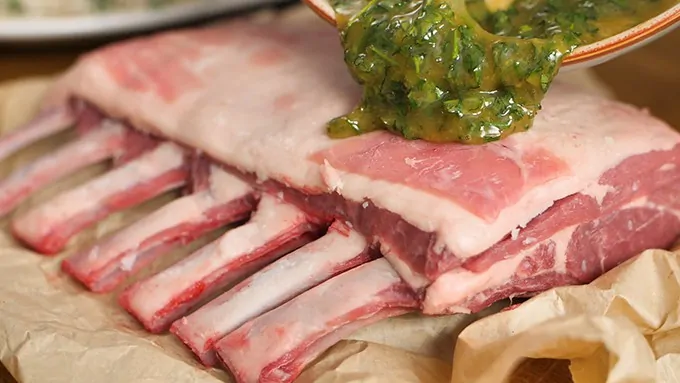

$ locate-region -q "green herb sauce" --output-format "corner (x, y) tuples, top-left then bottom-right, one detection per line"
(468, 0), (679, 45)
(327, 0), (677, 143)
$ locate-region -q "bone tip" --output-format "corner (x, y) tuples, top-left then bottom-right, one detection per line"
(11, 225), (62, 256)
(60, 258), (78, 278)
(118, 287), (170, 334)
(169, 318), (219, 367)
(213, 350), (241, 382)
(168, 317), (187, 336)
(117, 287), (137, 317)
(117, 289), (155, 332)
(60, 258), (109, 293)
(145, 322), (169, 334)
(197, 352), (219, 368)
(88, 279), (117, 294)
(10, 216), (66, 255)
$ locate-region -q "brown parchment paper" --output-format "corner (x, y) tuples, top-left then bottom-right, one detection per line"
(0, 68), (652, 383)
(452, 248), (680, 383)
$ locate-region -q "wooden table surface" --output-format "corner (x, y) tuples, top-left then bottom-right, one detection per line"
(0, 19), (679, 383)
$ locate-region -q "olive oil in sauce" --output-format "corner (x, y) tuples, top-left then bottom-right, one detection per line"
(468, 0), (679, 45)
(327, 0), (678, 144)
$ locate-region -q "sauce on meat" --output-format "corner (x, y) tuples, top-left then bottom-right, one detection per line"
(327, 0), (678, 144)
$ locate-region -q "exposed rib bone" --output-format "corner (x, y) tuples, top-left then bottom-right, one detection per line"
(119, 194), (319, 333)
(215, 258), (418, 383)
(62, 165), (257, 293)
(0, 121), (134, 217)
(11, 142), (189, 254)
(0, 106), (75, 162)
(171, 221), (373, 366)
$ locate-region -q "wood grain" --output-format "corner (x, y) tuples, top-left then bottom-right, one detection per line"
(0, 22), (678, 383)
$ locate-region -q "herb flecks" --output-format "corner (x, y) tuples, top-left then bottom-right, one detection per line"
(468, 0), (677, 46)
(328, 0), (572, 144)
(328, 0), (677, 144)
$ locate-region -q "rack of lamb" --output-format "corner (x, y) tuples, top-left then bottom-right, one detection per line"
(1, 6), (679, 383)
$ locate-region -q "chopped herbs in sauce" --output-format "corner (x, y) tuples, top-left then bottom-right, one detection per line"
(327, 0), (678, 143)
(468, 0), (679, 45)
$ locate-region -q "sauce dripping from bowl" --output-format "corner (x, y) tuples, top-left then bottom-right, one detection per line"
(322, 0), (679, 144)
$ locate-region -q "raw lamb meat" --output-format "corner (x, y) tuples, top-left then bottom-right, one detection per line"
(12, 141), (188, 254)
(61, 160), (257, 293)
(171, 220), (374, 366)
(1, 5), (680, 383)
(119, 193), (320, 333)
(216, 258), (418, 382)
(0, 121), (128, 217)
(0, 106), (74, 163)
(0, 105), (156, 219)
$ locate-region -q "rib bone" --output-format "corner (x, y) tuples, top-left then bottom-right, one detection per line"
(0, 121), (139, 217)
(62, 164), (256, 293)
(11, 142), (189, 254)
(171, 221), (373, 366)
(119, 194), (319, 333)
(215, 258), (419, 383)
(0, 106), (74, 162)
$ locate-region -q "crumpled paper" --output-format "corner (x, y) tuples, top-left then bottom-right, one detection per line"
(453, 248), (680, 383)
(0, 68), (668, 383)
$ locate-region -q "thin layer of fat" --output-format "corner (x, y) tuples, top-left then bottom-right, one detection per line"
(47, 7), (680, 270)
(319, 90), (680, 260)
(51, 9), (355, 193)
(170, 23), (358, 191)
(423, 246), (532, 314)
(153, 20), (680, 263)
(423, 189), (680, 314)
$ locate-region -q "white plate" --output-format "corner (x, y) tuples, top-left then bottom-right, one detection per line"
(0, 0), (288, 43)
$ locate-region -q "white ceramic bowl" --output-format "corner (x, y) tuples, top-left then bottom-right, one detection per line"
(0, 0), (288, 43)
(302, 0), (680, 71)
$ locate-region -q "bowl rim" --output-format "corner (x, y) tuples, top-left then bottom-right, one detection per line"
(302, 0), (680, 68)
(563, 3), (680, 66)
